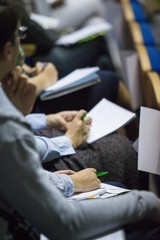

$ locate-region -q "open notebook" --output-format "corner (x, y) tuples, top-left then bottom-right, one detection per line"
(86, 98), (136, 143)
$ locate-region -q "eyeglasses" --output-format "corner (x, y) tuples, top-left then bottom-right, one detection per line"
(18, 26), (28, 39)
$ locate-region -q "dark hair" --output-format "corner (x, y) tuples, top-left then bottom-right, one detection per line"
(0, 0), (22, 51)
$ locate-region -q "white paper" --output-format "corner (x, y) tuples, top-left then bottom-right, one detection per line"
(67, 183), (130, 201)
(56, 22), (112, 45)
(119, 50), (144, 110)
(94, 229), (126, 240)
(86, 98), (136, 143)
(45, 67), (99, 92)
(30, 13), (59, 29)
(138, 107), (160, 175)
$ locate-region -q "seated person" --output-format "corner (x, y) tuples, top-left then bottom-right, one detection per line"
(19, 0), (115, 78)
(0, 2), (160, 239)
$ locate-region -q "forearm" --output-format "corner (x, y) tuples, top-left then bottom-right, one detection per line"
(28, 72), (50, 96)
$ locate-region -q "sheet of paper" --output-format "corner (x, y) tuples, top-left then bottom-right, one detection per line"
(30, 13), (59, 29)
(56, 22), (112, 45)
(86, 98), (136, 143)
(94, 229), (126, 240)
(45, 67), (99, 92)
(138, 107), (160, 175)
(119, 50), (144, 110)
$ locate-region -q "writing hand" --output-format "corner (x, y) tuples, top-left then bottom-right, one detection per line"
(69, 168), (101, 193)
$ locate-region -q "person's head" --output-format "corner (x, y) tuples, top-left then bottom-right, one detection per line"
(0, 0), (22, 79)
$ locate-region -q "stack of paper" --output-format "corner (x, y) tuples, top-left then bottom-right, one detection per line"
(67, 183), (130, 201)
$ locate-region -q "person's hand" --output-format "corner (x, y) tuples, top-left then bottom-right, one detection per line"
(69, 168), (101, 193)
(54, 170), (76, 175)
(41, 62), (58, 87)
(65, 110), (92, 149)
(27, 62), (58, 95)
(22, 62), (44, 76)
(2, 66), (36, 116)
(46, 111), (78, 131)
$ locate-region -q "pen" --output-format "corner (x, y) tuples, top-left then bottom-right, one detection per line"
(96, 172), (108, 177)
(81, 112), (87, 121)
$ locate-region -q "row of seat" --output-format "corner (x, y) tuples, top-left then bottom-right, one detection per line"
(121, 0), (160, 110)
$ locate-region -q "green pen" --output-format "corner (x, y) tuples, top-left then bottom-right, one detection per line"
(96, 172), (108, 177)
(81, 112), (87, 121)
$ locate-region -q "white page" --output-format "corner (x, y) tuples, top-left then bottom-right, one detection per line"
(45, 67), (99, 92)
(86, 98), (136, 143)
(138, 107), (160, 175)
(56, 22), (112, 45)
(68, 187), (106, 201)
(94, 229), (126, 240)
(30, 13), (59, 29)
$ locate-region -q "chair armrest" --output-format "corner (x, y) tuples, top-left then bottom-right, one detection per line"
(21, 44), (37, 57)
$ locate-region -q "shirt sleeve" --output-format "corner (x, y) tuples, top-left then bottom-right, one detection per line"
(34, 135), (76, 162)
(25, 113), (47, 130)
(43, 170), (74, 197)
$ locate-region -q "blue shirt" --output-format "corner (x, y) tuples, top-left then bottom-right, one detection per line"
(25, 114), (76, 162)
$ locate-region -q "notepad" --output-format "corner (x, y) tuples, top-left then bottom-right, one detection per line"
(40, 67), (100, 100)
(86, 98), (136, 143)
(55, 22), (112, 45)
(138, 107), (160, 175)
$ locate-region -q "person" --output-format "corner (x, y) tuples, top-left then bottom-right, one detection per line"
(19, 0), (115, 78)
(0, 1), (160, 239)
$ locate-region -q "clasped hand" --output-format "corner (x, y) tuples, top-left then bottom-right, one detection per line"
(46, 110), (92, 149)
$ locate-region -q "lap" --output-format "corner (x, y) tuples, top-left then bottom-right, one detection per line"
(35, 128), (139, 189)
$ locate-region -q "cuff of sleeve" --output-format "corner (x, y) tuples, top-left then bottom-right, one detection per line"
(25, 113), (47, 130)
(50, 136), (76, 156)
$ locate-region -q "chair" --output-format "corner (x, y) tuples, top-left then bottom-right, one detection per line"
(136, 44), (160, 106)
(121, 1), (146, 22)
(21, 44), (37, 65)
(146, 72), (160, 109)
(128, 21), (156, 46)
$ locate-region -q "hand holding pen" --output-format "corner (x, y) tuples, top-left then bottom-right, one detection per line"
(65, 110), (92, 149)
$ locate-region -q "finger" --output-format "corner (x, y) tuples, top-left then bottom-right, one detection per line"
(14, 74), (27, 96)
(10, 67), (23, 90)
(84, 117), (92, 125)
(76, 110), (87, 121)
